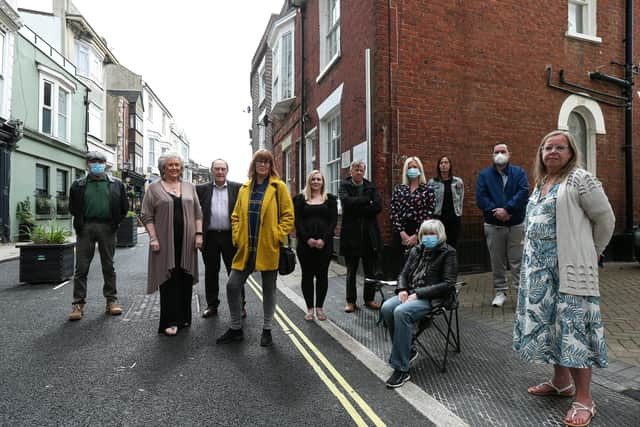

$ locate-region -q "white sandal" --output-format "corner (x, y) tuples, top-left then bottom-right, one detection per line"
(564, 401), (596, 427)
(528, 380), (574, 397)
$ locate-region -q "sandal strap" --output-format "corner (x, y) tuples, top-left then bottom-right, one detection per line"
(537, 380), (573, 393)
(570, 401), (595, 415)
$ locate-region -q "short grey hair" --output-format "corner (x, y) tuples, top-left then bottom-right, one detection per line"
(350, 159), (366, 170)
(158, 152), (184, 179)
(418, 219), (447, 246)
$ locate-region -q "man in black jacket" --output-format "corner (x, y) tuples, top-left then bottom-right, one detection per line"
(339, 160), (382, 313)
(196, 159), (244, 317)
(68, 151), (128, 321)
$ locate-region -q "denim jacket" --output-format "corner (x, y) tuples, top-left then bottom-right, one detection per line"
(427, 177), (464, 217)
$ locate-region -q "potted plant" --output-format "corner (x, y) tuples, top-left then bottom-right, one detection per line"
(17, 221), (74, 284)
(15, 197), (35, 242)
(116, 211), (138, 247)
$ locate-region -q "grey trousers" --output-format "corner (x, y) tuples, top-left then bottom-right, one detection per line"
(227, 266), (277, 330)
(73, 221), (117, 305)
(483, 222), (524, 292)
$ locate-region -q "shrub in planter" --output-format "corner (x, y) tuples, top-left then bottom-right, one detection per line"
(18, 222), (74, 284)
(15, 197), (35, 242)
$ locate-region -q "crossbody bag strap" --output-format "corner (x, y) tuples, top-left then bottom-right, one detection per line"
(274, 184), (290, 247)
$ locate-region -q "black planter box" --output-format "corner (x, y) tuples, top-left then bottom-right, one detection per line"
(116, 217), (138, 247)
(17, 242), (75, 284)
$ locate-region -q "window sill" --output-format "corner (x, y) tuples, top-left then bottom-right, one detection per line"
(565, 31), (602, 44)
(316, 52), (341, 84)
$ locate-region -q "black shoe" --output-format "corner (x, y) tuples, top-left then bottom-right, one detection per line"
(216, 328), (243, 344)
(260, 329), (272, 347)
(202, 307), (218, 318)
(386, 370), (411, 388)
(409, 346), (419, 364)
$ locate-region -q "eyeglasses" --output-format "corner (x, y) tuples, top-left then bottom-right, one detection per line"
(542, 145), (568, 153)
(256, 160), (271, 165)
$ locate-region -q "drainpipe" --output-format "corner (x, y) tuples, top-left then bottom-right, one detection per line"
(299, 4), (305, 192)
(623, 0), (634, 233)
(365, 48), (372, 178)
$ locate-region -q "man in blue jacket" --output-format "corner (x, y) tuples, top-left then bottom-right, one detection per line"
(476, 144), (529, 307)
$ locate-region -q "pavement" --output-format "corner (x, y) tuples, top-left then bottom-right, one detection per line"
(4, 233), (640, 425)
(276, 257), (640, 425)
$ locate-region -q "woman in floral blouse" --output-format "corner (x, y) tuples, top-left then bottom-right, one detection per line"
(390, 156), (436, 260)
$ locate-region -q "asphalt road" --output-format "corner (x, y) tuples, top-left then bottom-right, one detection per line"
(0, 238), (431, 426)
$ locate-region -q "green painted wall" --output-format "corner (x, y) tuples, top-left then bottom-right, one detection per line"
(8, 34), (88, 241)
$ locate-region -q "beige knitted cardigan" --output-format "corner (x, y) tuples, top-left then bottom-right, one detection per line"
(556, 168), (615, 296)
(141, 180), (203, 294)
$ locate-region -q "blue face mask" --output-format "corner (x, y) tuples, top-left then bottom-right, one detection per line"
(89, 162), (106, 175)
(421, 235), (439, 249)
(407, 167), (421, 179)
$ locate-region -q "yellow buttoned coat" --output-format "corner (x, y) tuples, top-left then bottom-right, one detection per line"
(231, 177), (294, 271)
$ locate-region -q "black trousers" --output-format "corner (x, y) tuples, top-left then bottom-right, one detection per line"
(201, 230), (244, 308)
(297, 244), (331, 309)
(158, 269), (193, 332)
(344, 253), (376, 304)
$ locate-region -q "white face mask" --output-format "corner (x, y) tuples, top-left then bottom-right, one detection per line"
(493, 153), (509, 166)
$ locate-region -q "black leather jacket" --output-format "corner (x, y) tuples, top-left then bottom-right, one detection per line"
(397, 243), (458, 300)
(69, 174), (128, 233)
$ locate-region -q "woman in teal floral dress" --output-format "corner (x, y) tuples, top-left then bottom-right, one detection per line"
(513, 131), (615, 427)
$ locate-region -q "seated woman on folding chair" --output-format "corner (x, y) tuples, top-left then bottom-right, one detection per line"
(380, 219), (457, 388)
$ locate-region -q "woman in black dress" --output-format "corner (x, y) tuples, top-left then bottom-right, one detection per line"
(294, 170), (338, 321)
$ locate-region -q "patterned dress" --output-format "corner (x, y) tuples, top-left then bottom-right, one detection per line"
(513, 183), (608, 368)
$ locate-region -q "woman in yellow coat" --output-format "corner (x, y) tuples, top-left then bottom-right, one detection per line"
(216, 149), (294, 347)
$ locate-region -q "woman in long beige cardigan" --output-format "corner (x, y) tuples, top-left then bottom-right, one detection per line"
(141, 153), (203, 336)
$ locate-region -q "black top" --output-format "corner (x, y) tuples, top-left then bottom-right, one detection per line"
(441, 179), (455, 221)
(171, 194), (183, 266)
(293, 194), (338, 254)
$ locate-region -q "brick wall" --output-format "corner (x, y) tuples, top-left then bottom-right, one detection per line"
(373, 0), (640, 243)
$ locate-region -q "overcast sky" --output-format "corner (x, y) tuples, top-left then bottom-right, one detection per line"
(60, 0), (284, 182)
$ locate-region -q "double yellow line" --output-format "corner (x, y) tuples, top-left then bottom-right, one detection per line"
(247, 276), (386, 427)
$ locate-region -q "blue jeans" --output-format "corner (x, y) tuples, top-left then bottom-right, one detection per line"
(381, 295), (432, 372)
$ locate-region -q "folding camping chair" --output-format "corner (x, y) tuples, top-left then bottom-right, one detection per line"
(411, 281), (465, 372)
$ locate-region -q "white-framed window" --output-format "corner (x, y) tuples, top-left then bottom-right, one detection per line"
(304, 128), (317, 183)
(318, 0), (341, 80)
(567, 0), (600, 42)
(74, 40), (103, 85)
(258, 125), (265, 150)
(39, 75), (72, 142)
(0, 31), (5, 77)
(148, 100), (154, 122)
(284, 148), (292, 192)
(568, 111), (588, 169)
(148, 138), (157, 167)
(258, 58), (266, 104)
(162, 113), (167, 134)
(269, 12), (295, 106)
(324, 113), (341, 195)
(88, 103), (102, 139)
(557, 94), (606, 175)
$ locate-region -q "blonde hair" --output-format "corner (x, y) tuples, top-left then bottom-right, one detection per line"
(418, 219), (447, 245)
(533, 130), (580, 188)
(401, 156), (427, 185)
(302, 170), (328, 201)
(248, 149), (280, 179)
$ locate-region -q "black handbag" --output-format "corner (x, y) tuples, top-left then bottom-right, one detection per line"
(279, 246), (296, 275)
(275, 186), (296, 275)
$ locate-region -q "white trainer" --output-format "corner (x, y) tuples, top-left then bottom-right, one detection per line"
(492, 292), (507, 307)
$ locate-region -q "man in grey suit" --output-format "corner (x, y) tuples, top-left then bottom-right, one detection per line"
(196, 159), (244, 317)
